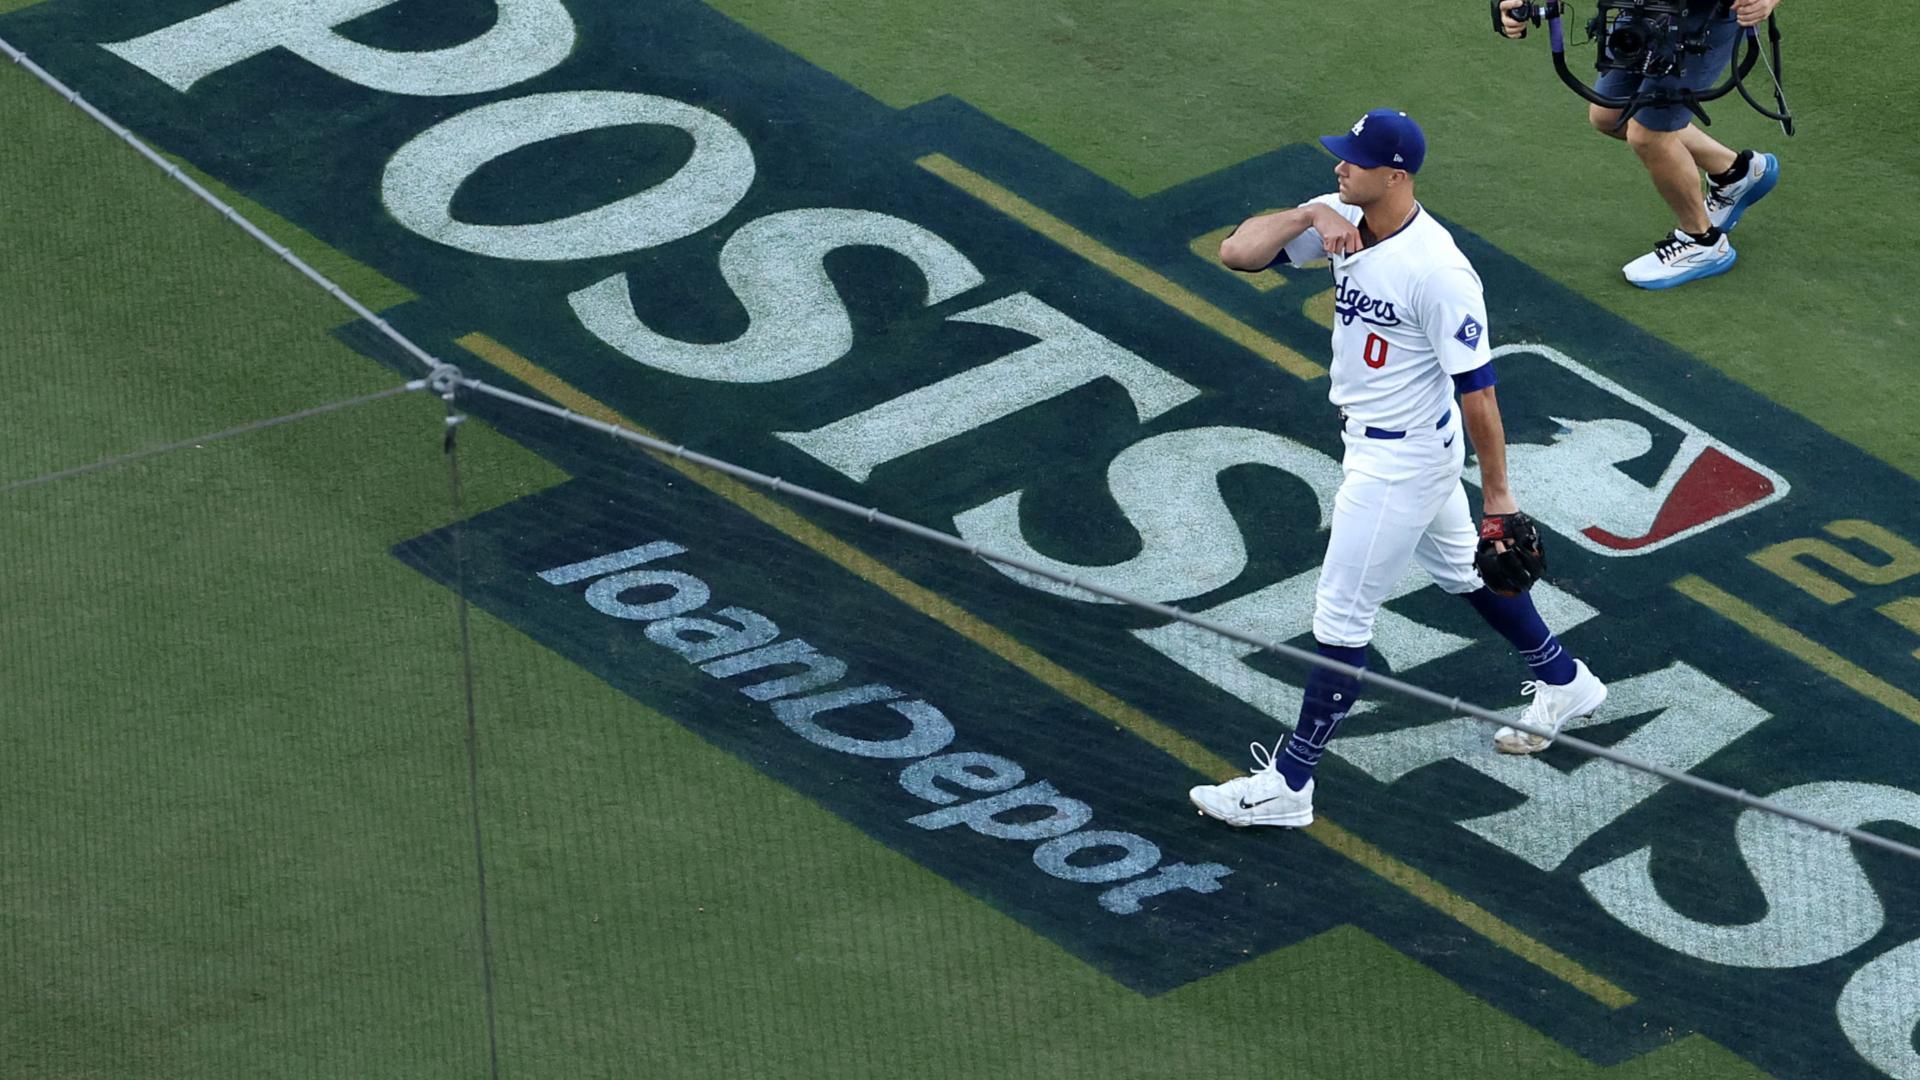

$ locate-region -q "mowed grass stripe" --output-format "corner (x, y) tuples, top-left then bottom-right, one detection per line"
(456, 331), (1634, 1011)
(1676, 574), (1920, 724)
(915, 153), (1326, 381)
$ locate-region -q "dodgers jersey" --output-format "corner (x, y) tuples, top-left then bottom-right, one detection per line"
(1280, 194), (1492, 433)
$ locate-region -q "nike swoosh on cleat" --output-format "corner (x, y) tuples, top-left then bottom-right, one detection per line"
(1238, 796), (1280, 809)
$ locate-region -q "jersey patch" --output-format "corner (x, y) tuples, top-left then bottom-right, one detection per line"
(1454, 314), (1484, 348)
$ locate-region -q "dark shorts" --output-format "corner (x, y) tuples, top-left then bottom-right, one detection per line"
(1593, 10), (1741, 132)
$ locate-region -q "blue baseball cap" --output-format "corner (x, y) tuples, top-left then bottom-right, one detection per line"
(1318, 109), (1426, 173)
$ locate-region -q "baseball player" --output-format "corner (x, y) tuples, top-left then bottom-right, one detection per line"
(1189, 109), (1608, 829)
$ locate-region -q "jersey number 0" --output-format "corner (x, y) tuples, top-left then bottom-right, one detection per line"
(1363, 333), (1390, 369)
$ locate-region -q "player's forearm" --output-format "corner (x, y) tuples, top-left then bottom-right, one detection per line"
(1219, 207), (1314, 271)
(1459, 387), (1518, 514)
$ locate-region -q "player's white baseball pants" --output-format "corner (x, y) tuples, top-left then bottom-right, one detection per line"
(1313, 407), (1483, 648)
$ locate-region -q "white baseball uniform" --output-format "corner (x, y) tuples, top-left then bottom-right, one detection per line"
(1279, 195), (1496, 647)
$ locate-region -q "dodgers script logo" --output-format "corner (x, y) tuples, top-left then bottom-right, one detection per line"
(1333, 276), (1401, 327)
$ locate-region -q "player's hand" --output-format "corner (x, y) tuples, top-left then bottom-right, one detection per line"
(1498, 2), (1530, 38)
(1310, 205), (1362, 256)
(1731, 0), (1778, 27)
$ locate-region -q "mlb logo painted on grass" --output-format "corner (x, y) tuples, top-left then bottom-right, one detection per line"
(1489, 343), (1787, 556)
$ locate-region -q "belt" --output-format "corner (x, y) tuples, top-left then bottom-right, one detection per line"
(1341, 407), (1451, 440)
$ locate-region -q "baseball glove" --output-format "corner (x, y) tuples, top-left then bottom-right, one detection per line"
(1476, 511), (1547, 595)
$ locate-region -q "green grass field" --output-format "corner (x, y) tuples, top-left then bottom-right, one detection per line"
(4, 2), (1916, 1078)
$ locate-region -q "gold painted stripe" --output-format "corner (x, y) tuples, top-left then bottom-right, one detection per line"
(1676, 574), (1920, 724)
(1303, 287), (1337, 330)
(1877, 598), (1920, 662)
(1308, 819), (1635, 1009)
(458, 331), (1632, 1009)
(915, 153), (1325, 381)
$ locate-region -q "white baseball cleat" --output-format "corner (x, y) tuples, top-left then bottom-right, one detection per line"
(1188, 741), (1314, 828)
(1623, 229), (1736, 290)
(1706, 151), (1780, 232)
(1494, 660), (1608, 755)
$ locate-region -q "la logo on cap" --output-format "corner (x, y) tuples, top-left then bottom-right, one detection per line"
(1351, 115), (1367, 135)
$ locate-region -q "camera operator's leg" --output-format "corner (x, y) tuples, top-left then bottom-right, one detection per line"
(1600, 109), (1737, 181)
(1627, 122), (1711, 234)
(1679, 126), (1737, 178)
(1621, 120), (1735, 289)
(1594, 108), (1744, 189)
(1588, 105), (1627, 141)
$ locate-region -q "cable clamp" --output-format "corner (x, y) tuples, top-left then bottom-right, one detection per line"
(428, 364), (465, 400)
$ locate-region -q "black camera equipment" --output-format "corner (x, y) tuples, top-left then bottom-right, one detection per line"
(1492, 0), (1794, 134)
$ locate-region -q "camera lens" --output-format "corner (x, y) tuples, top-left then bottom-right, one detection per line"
(1608, 24), (1646, 59)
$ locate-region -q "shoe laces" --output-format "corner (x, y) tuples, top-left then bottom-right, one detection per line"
(1518, 679), (1565, 727)
(1654, 232), (1693, 262)
(1706, 185), (1737, 211)
(1247, 740), (1283, 776)
(1215, 740), (1292, 799)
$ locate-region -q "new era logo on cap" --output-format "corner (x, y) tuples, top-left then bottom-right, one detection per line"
(1455, 315), (1483, 346)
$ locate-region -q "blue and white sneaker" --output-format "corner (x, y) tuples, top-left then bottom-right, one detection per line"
(1623, 229), (1736, 290)
(1706, 151), (1780, 232)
